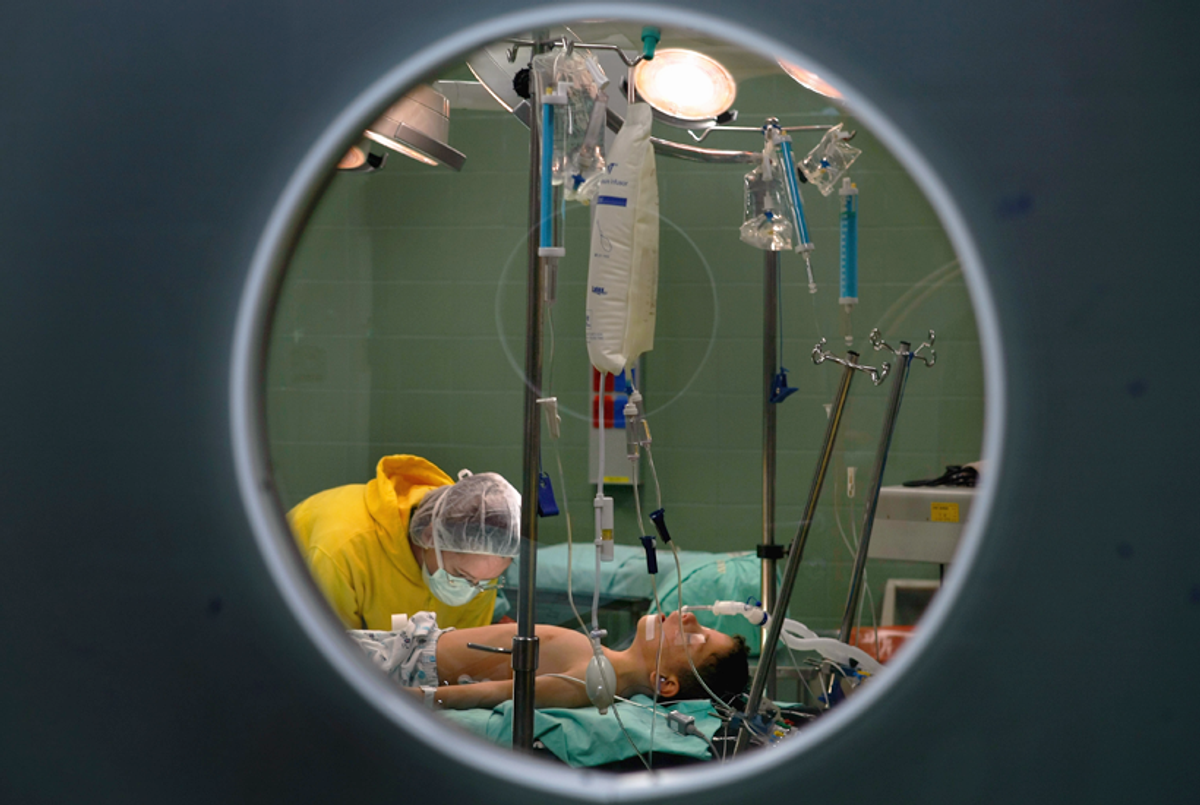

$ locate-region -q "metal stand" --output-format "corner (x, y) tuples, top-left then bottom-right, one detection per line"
(760, 250), (780, 701)
(735, 345), (888, 755)
(837, 330), (935, 644)
(511, 32), (551, 753)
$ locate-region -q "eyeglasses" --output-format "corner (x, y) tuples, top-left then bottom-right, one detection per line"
(465, 576), (504, 593)
(444, 571), (505, 593)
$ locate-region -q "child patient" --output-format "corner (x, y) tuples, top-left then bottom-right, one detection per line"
(350, 610), (749, 710)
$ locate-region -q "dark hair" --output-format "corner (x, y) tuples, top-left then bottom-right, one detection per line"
(664, 634), (749, 703)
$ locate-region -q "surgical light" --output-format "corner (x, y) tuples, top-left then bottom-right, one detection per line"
(778, 59), (844, 100)
(633, 48), (736, 128)
(338, 145), (368, 170)
(363, 84), (466, 171)
(336, 142), (387, 173)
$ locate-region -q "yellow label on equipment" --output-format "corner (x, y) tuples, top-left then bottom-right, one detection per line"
(931, 502), (960, 523)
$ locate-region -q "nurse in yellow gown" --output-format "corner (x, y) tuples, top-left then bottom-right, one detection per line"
(288, 455), (521, 630)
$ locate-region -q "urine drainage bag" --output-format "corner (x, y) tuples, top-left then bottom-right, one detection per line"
(585, 103), (659, 376)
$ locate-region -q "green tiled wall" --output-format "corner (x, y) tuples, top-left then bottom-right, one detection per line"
(267, 66), (984, 632)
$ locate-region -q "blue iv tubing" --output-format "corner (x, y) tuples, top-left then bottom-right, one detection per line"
(540, 100), (554, 250)
(776, 136), (812, 250)
(840, 183), (858, 304)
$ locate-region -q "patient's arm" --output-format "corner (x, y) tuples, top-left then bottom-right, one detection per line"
(415, 673), (592, 711)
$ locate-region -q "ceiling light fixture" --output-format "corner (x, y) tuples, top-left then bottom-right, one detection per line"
(363, 85), (466, 171)
(778, 60), (843, 100)
(633, 48), (736, 129)
(336, 143), (388, 173)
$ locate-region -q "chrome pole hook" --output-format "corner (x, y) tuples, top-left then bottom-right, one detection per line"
(811, 338), (891, 385)
(869, 328), (937, 367)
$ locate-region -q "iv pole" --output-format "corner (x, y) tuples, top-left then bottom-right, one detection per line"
(837, 331), (936, 644)
(735, 345), (888, 755)
(505, 33), (848, 752)
(760, 250), (781, 702)
(511, 31), (552, 754)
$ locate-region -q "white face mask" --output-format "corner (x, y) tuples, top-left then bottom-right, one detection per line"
(421, 561), (480, 607)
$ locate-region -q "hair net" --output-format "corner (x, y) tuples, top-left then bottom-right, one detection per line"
(409, 469), (522, 557)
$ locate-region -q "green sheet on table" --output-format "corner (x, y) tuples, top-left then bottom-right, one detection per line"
(439, 696), (720, 767)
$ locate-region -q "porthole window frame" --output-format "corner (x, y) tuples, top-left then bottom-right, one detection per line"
(229, 2), (1007, 797)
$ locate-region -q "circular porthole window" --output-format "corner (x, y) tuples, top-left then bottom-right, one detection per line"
(231, 4), (1003, 795)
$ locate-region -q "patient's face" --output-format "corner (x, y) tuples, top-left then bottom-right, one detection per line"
(637, 611), (737, 674)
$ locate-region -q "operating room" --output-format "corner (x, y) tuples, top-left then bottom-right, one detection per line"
(7, 1), (1197, 802)
(262, 17), (986, 771)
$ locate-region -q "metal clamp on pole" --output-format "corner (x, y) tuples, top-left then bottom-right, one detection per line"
(510, 635), (540, 672)
(734, 350), (860, 756)
(869, 328), (936, 366)
(504, 36), (648, 67)
(812, 338), (891, 385)
(836, 330), (937, 651)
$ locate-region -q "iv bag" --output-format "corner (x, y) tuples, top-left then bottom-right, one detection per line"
(586, 103), (658, 376)
(799, 122), (862, 196)
(530, 50), (609, 198)
(740, 152), (795, 251)
(567, 90), (608, 203)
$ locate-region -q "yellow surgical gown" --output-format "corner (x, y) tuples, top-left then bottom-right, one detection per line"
(288, 455), (499, 630)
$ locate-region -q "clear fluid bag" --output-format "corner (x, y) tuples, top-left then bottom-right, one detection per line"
(531, 50), (609, 201)
(739, 155), (795, 251)
(567, 89), (608, 202)
(799, 122), (862, 196)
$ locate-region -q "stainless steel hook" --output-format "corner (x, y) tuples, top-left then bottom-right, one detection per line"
(504, 38), (643, 67)
(869, 328), (936, 367)
(812, 338), (890, 385)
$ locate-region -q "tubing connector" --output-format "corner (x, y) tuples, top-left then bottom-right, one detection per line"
(624, 400), (640, 460)
(595, 495), (614, 561)
(641, 27), (661, 60)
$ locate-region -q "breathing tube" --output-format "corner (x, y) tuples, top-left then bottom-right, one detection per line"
(584, 374), (617, 713)
(620, 379), (671, 764)
(646, 508), (738, 718)
(684, 600), (769, 627)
